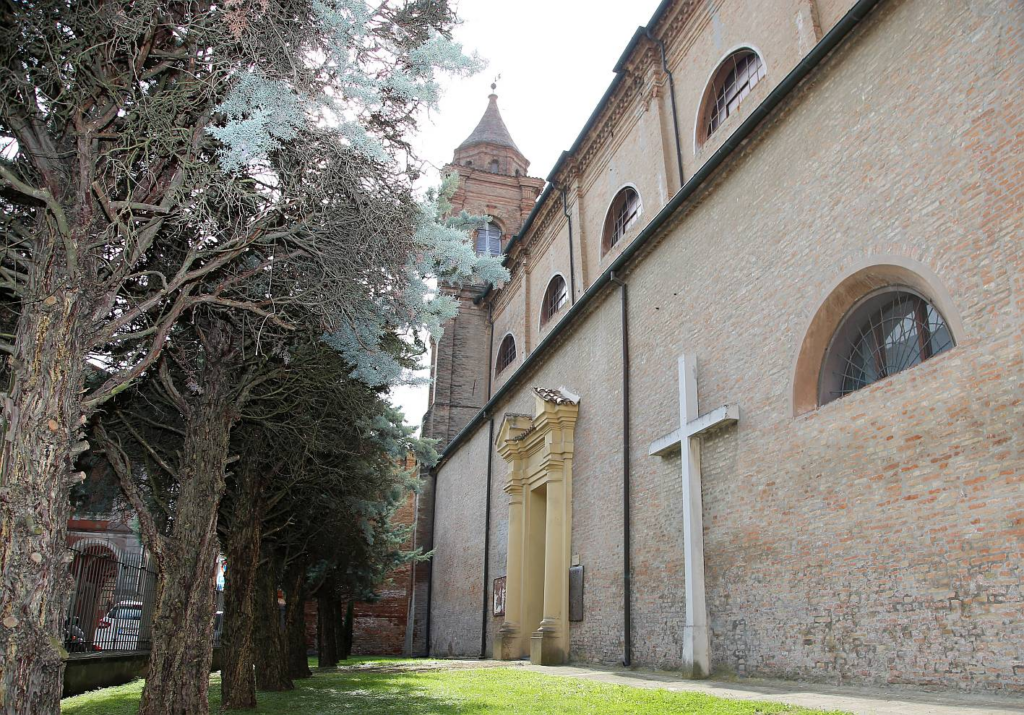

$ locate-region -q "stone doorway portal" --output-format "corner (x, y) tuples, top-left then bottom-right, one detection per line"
(494, 387), (579, 665)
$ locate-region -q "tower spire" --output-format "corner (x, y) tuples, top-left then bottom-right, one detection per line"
(452, 83), (529, 176)
(457, 86), (522, 154)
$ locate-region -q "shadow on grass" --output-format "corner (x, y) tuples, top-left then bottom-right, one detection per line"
(229, 672), (491, 714)
(62, 670), (492, 715)
(64, 664), (848, 714)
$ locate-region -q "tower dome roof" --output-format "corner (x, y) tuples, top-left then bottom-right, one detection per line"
(457, 91), (522, 153)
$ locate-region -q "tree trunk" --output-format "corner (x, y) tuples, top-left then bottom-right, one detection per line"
(316, 593), (338, 669)
(283, 565), (311, 680)
(253, 560), (292, 691)
(139, 338), (235, 715)
(0, 295), (85, 714)
(339, 600), (354, 660)
(219, 463), (263, 710)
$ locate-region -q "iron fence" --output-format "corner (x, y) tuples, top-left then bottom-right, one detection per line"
(64, 545), (225, 656)
(64, 545), (158, 654)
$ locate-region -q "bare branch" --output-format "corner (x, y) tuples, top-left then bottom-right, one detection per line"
(95, 423), (167, 566)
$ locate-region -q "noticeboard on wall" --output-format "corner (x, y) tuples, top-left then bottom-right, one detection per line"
(493, 576), (506, 616)
(569, 565), (584, 621)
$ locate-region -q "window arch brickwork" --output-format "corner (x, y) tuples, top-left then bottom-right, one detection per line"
(540, 274), (568, 325)
(602, 187), (642, 254)
(791, 258), (964, 416)
(495, 333), (517, 375)
(819, 288), (954, 405)
(698, 48), (766, 146)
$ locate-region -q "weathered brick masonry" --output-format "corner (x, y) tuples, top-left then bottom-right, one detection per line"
(305, 485), (418, 656)
(349, 488), (417, 655)
(424, 0), (1022, 693)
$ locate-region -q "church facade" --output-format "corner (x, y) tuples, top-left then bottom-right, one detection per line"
(410, 0), (1023, 693)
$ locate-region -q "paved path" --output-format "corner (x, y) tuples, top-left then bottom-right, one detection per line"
(515, 662), (1024, 715)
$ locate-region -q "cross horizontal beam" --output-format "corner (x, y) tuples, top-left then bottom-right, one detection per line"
(648, 404), (740, 457)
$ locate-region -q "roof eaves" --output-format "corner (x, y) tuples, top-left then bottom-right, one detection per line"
(500, 0), (674, 265)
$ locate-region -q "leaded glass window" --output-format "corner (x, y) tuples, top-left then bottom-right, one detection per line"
(496, 334), (517, 374)
(603, 188), (642, 253)
(820, 288), (954, 405)
(541, 275), (568, 325)
(703, 50), (766, 143)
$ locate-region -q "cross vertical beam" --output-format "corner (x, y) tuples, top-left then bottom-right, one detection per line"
(678, 354), (710, 678)
(648, 354), (739, 679)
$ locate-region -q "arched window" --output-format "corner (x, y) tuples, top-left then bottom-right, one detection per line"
(602, 187), (642, 253)
(489, 159), (500, 173)
(495, 334), (517, 375)
(474, 223), (502, 257)
(819, 288), (954, 405)
(700, 49), (765, 144)
(540, 275), (568, 325)
(465, 160), (473, 166)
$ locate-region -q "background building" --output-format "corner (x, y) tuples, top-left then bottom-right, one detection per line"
(413, 0), (1023, 694)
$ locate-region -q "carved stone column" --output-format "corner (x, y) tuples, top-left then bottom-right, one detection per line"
(532, 470), (566, 665)
(495, 482), (524, 659)
(495, 414), (531, 660)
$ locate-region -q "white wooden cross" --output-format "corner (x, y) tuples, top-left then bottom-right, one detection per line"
(648, 354), (739, 679)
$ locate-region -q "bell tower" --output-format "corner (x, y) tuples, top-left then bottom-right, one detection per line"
(408, 86), (544, 656)
(420, 85), (544, 447)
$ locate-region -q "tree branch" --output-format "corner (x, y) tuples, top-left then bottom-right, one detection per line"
(95, 423), (167, 566)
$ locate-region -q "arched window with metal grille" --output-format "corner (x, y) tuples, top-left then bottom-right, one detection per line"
(495, 334), (517, 375)
(475, 223), (502, 257)
(819, 287), (955, 406)
(602, 187), (642, 254)
(700, 48), (766, 145)
(540, 274), (568, 325)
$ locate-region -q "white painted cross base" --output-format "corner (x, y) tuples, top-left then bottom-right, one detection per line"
(682, 625), (710, 679)
(649, 354), (739, 680)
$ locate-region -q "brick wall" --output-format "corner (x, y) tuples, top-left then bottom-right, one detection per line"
(303, 474), (420, 657)
(430, 0), (1023, 693)
(429, 429), (489, 656)
(349, 487), (417, 655)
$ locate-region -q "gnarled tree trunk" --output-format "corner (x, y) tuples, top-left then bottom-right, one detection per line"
(339, 600), (354, 661)
(284, 564), (311, 680)
(0, 295), (85, 714)
(253, 558), (292, 692)
(219, 462), (263, 710)
(316, 592), (338, 669)
(138, 339), (236, 715)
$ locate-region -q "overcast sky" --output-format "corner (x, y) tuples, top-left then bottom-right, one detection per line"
(391, 0), (665, 428)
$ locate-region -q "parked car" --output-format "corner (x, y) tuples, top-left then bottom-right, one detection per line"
(93, 600), (144, 650)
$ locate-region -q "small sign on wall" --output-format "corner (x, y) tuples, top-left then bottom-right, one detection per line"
(493, 576), (506, 616)
(569, 565), (584, 622)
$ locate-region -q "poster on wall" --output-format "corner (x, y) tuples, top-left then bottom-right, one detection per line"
(493, 576), (506, 616)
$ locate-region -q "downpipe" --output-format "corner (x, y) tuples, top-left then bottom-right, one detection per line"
(646, 28), (685, 188)
(480, 302), (496, 658)
(558, 184), (578, 305)
(610, 271), (632, 667)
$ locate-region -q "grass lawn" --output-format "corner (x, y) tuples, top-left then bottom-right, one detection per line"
(62, 660), (848, 714)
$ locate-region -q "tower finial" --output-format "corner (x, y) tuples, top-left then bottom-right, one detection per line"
(491, 74), (501, 95)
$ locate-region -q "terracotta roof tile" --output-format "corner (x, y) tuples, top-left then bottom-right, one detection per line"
(534, 387), (580, 405)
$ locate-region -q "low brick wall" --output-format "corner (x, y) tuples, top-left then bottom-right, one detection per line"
(63, 648), (222, 698)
